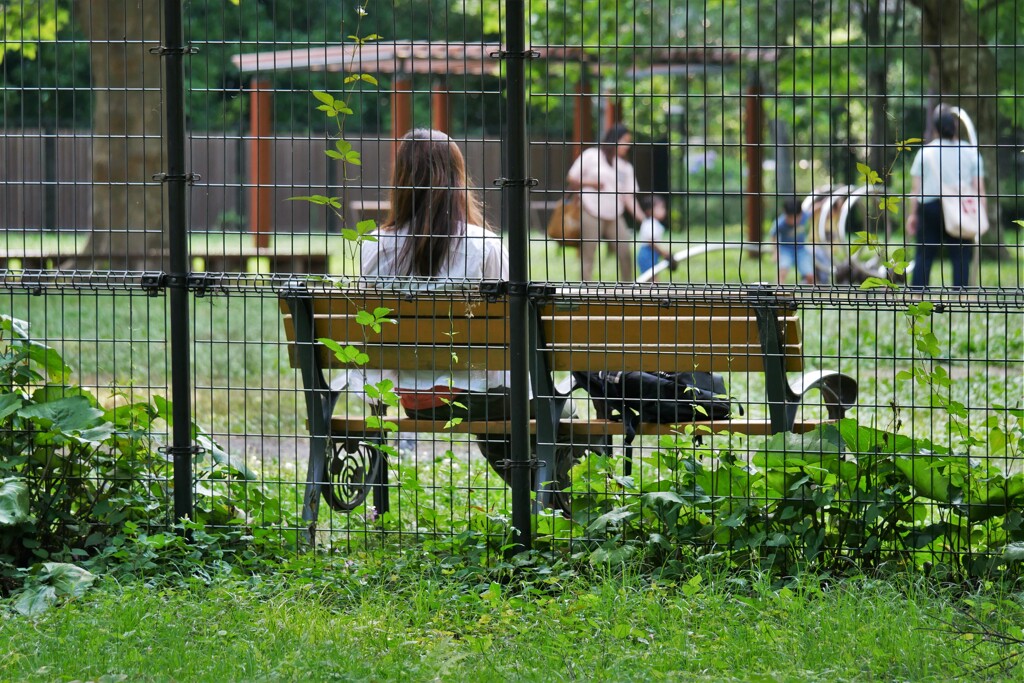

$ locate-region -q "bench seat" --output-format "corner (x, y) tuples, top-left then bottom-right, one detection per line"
(325, 416), (830, 438)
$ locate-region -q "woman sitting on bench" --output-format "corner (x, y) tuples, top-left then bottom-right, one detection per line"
(359, 128), (518, 485)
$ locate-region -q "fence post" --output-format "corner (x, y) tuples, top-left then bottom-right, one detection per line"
(503, 0), (532, 553)
(161, 0), (194, 524)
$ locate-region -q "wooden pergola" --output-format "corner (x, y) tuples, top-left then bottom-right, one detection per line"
(231, 41), (777, 245)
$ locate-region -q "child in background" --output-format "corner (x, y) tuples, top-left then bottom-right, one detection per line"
(770, 197), (816, 284)
(636, 194), (675, 281)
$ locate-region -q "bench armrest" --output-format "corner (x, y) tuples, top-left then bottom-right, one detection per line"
(787, 370), (859, 420)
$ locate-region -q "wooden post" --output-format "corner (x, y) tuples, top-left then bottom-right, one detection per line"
(431, 80), (450, 133)
(391, 75), (413, 163)
(603, 95), (621, 133)
(572, 74), (593, 159)
(248, 78), (272, 249)
(744, 75), (765, 245)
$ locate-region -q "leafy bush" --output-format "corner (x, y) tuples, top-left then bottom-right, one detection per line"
(559, 414), (1024, 577)
(0, 315), (297, 597)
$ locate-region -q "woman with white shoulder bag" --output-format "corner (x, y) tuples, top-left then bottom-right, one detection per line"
(905, 106), (987, 289)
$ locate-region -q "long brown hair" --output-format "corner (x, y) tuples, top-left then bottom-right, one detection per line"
(600, 124), (631, 164)
(383, 129), (484, 277)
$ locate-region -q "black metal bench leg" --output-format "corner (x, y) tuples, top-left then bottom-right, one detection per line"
(753, 301), (797, 434)
(372, 445), (390, 515)
(302, 433), (327, 540)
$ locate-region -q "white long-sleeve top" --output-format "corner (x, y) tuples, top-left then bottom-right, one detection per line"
(359, 223), (510, 393)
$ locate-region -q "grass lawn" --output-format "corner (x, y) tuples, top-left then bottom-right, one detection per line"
(2, 229), (1024, 683)
(3, 566), (1022, 682)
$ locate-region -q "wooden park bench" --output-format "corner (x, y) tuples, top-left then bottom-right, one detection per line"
(280, 283), (858, 527)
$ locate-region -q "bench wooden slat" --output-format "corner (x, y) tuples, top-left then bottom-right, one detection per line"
(546, 346), (798, 373)
(326, 417), (828, 437)
(309, 296), (510, 319)
(541, 316), (803, 372)
(282, 315), (511, 370)
(309, 313), (509, 346)
(543, 314), (799, 345)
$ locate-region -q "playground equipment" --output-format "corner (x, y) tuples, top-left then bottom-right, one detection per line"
(635, 243), (763, 283)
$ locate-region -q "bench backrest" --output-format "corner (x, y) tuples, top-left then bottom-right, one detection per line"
(280, 293), (513, 372)
(280, 290), (803, 375)
(538, 300), (803, 373)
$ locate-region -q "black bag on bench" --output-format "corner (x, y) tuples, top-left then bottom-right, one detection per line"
(572, 371), (738, 445)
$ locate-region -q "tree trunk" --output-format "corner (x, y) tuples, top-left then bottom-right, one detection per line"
(71, 0), (165, 271)
(907, 0), (1007, 256)
(864, 0), (892, 236)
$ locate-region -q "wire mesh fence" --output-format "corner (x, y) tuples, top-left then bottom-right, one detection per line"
(1, 0), (1023, 572)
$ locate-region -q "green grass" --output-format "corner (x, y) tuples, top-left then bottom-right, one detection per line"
(3, 567), (1021, 682)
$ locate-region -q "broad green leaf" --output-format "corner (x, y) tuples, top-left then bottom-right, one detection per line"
(0, 477), (31, 526)
(38, 562), (96, 597)
(642, 491), (684, 507)
(878, 196), (901, 213)
(288, 195), (341, 209)
(14, 562), (96, 616)
(196, 433), (257, 480)
(75, 423), (116, 445)
(153, 395), (172, 425)
(587, 506), (637, 533)
(19, 396), (105, 432)
(1003, 542), (1024, 561)
(24, 341), (70, 380)
(312, 90), (335, 106)
(32, 384), (96, 407)
(856, 162), (882, 185)
(589, 543), (636, 566)
(0, 315), (29, 338)
(0, 392), (22, 422)
(859, 276), (897, 290)
(895, 456), (951, 503)
(104, 401), (158, 430)
(14, 585), (57, 617)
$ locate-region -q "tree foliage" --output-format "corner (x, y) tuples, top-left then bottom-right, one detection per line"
(0, 0), (69, 64)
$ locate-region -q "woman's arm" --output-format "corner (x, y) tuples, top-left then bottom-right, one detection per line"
(617, 162), (646, 221)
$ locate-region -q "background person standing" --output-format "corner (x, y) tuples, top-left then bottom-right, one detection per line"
(566, 124), (647, 281)
(905, 107), (987, 289)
